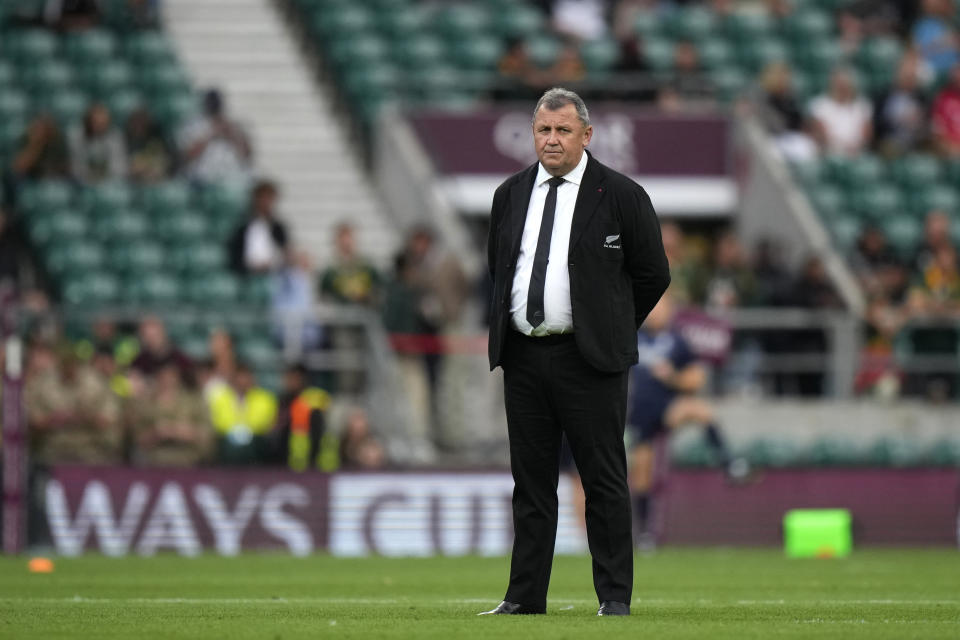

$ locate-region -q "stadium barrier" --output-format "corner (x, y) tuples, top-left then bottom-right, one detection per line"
(27, 466), (960, 556)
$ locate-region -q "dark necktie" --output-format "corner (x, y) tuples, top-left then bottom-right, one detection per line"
(526, 176), (565, 328)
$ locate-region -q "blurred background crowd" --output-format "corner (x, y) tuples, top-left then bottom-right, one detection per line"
(0, 0), (958, 472)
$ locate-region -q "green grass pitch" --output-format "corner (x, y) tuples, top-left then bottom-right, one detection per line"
(1, 549), (958, 639)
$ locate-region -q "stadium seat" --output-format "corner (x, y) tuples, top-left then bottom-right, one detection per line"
(82, 181), (135, 213)
(891, 154), (942, 188)
(155, 208), (210, 242)
(20, 59), (76, 96)
(736, 37), (789, 73)
(124, 31), (177, 67)
(376, 5), (430, 40)
(0, 61), (17, 88)
(491, 4), (544, 39)
(168, 242), (227, 274)
(524, 34), (562, 68)
(642, 37), (675, 73)
(781, 9), (832, 43)
(0, 90), (30, 121)
(152, 90), (198, 130)
(884, 214), (923, 255)
(186, 272), (241, 305)
(244, 275), (273, 307)
(26, 209), (89, 246)
(93, 208), (151, 242)
(4, 29), (59, 63)
(140, 179), (193, 215)
(311, 5), (375, 38)
(909, 184), (960, 216)
(43, 89), (88, 126)
(848, 184), (905, 219)
(79, 59), (135, 98)
(137, 63), (191, 99)
(633, 11), (660, 39)
(63, 29), (118, 63)
(236, 335), (281, 370)
(828, 214), (861, 250)
(710, 67), (749, 102)
(61, 270), (121, 306)
(722, 9), (775, 40)
(432, 5), (493, 39)
(580, 37), (620, 74)
(808, 183), (846, 217)
(201, 179), (250, 219)
(45, 241), (106, 275)
(124, 271), (182, 305)
(836, 154), (886, 189)
(327, 34), (391, 68)
(666, 5), (717, 41)
(450, 35), (504, 71)
(104, 88), (143, 124)
(697, 38), (735, 71)
(18, 180), (74, 213)
(108, 240), (166, 274)
(392, 35), (447, 69)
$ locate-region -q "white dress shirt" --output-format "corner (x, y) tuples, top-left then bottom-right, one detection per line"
(510, 151), (588, 336)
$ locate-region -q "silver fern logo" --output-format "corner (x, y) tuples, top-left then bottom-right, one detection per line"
(604, 234), (621, 249)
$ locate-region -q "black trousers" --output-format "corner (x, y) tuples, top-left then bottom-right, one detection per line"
(501, 331), (633, 610)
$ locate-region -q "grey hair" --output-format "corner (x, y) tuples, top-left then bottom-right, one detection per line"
(533, 87), (590, 127)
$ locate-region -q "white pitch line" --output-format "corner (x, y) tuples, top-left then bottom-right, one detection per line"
(0, 597), (958, 606)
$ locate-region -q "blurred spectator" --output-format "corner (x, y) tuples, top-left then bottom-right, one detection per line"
(339, 407), (386, 470)
(496, 38), (544, 100)
(552, 0), (607, 41)
(913, 209), (954, 273)
(125, 107), (176, 182)
(659, 221), (702, 306)
(0, 208), (27, 290)
(874, 57), (928, 156)
(753, 238), (794, 306)
(757, 62), (818, 163)
(909, 244), (960, 314)
(912, 0), (959, 76)
(205, 328), (236, 398)
(25, 342), (123, 464)
(45, 0), (101, 31)
(809, 68), (873, 155)
(786, 256), (844, 309)
(320, 222), (381, 306)
(68, 103), (127, 183)
(130, 315), (193, 381)
(228, 179), (289, 275)
(11, 114), (69, 181)
(271, 250), (322, 350)
(209, 363), (277, 464)
(837, 7), (866, 57)
(130, 363), (213, 467)
(403, 226), (468, 331)
(931, 63), (960, 156)
(273, 363), (336, 471)
(550, 44), (587, 85)
(179, 89), (251, 184)
(852, 226), (909, 302)
(691, 232), (757, 310)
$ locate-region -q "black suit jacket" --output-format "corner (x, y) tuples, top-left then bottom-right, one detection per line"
(487, 152), (671, 373)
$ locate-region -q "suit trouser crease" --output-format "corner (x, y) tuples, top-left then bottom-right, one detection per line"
(502, 332), (633, 609)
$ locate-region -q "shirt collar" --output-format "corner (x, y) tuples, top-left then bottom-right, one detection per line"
(536, 150), (589, 188)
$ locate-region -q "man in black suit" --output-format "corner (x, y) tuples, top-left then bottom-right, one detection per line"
(480, 88), (670, 617)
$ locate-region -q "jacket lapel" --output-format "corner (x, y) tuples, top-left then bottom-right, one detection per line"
(507, 164), (537, 260)
(568, 153), (607, 252)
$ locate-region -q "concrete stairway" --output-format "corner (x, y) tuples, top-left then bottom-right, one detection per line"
(163, 0), (398, 268)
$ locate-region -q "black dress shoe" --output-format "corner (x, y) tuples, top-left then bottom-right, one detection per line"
(597, 601), (630, 616)
(477, 601), (545, 615)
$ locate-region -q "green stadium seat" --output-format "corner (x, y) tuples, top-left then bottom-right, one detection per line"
(178, 331), (211, 361)
(736, 37), (789, 73)
(808, 183), (846, 217)
(43, 89), (88, 127)
(18, 180), (74, 213)
(82, 181), (135, 213)
(244, 275), (273, 307)
(341, 63), (402, 103)
(93, 208), (151, 242)
(186, 272), (241, 305)
(857, 37), (903, 74)
(789, 157), (824, 188)
(124, 271), (182, 305)
(829, 214), (862, 250)
(849, 184), (905, 219)
(792, 38), (843, 77)
(169, 241), (227, 274)
(781, 9), (833, 43)
(580, 37), (620, 74)
(64, 29), (118, 63)
(162, 315), (197, 344)
(62, 270), (121, 306)
(491, 4), (544, 39)
(697, 38), (734, 71)
(808, 435), (868, 465)
(46, 241), (106, 275)
(723, 9), (775, 40)
(124, 31), (177, 67)
(0, 90), (30, 121)
(891, 154), (942, 188)
(311, 5), (375, 38)
(79, 59), (135, 98)
(643, 37), (675, 73)
(237, 335), (281, 370)
(392, 36), (447, 69)
(836, 154), (886, 188)
(525, 34), (562, 68)
(328, 34), (391, 68)
(140, 179), (193, 214)
(4, 29), (59, 63)
(0, 61), (17, 88)
(155, 208), (210, 242)
(884, 214), (923, 255)
(201, 179), (250, 219)
(104, 89), (143, 124)
(26, 209), (89, 246)
(432, 5), (493, 38)
(152, 90), (198, 130)
(633, 11), (661, 39)
(869, 436), (930, 467)
(407, 64), (462, 101)
(108, 240), (166, 274)
(21, 59), (76, 96)
(376, 5), (429, 39)
(666, 5), (716, 40)
(710, 67), (749, 102)
(909, 184), (960, 216)
(450, 35), (504, 71)
(137, 63), (191, 98)
(746, 437), (808, 467)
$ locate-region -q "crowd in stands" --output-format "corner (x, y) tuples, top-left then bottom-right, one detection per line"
(19, 313), (386, 470)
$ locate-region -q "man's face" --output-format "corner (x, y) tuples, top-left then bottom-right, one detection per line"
(532, 103), (592, 177)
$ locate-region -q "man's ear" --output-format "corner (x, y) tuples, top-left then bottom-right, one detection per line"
(583, 125), (593, 146)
